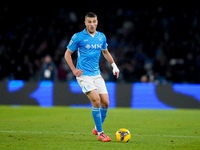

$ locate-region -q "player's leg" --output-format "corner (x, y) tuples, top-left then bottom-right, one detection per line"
(77, 76), (111, 141)
(92, 75), (110, 133)
(76, 76), (103, 134)
(86, 89), (111, 141)
(99, 93), (109, 125)
(97, 93), (111, 141)
(86, 90), (103, 134)
(95, 75), (109, 125)
(93, 94), (109, 134)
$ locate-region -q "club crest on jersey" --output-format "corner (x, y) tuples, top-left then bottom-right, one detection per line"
(85, 44), (102, 49)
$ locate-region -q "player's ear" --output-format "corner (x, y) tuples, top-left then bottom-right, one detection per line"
(84, 17), (87, 25)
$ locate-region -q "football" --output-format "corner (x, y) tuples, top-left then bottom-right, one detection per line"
(115, 128), (131, 142)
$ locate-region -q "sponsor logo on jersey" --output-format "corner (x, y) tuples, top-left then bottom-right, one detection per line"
(85, 44), (102, 49)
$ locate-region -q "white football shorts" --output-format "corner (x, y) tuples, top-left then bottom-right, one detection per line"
(76, 75), (108, 94)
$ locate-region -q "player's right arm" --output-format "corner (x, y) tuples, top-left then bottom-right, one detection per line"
(65, 33), (83, 77)
(64, 49), (83, 77)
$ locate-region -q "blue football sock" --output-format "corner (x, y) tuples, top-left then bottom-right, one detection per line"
(100, 106), (107, 125)
(92, 107), (103, 132)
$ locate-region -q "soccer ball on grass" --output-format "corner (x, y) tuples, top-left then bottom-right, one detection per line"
(115, 128), (131, 142)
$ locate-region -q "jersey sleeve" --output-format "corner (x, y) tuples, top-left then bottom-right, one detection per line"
(102, 34), (108, 50)
(67, 34), (79, 52)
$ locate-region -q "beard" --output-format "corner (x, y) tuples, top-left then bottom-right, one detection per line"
(87, 26), (96, 34)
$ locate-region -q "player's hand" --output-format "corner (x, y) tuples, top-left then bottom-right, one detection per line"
(113, 70), (120, 78)
(111, 63), (120, 78)
(73, 69), (83, 77)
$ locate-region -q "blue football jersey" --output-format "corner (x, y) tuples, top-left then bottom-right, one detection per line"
(67, 28), (108, 76)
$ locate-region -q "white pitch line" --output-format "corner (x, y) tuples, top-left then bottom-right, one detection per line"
(0, 131), (199, 138)
(0, 130), (111, 135)
(0, 130), (92, 135)
(134, 134), (200, 138)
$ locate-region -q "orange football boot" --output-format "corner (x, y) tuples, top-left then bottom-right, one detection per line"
(92, 128), (98, 135)
(98, 132), (111, 142)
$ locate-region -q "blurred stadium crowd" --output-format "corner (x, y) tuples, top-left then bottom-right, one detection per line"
(0, 2), (200, 83)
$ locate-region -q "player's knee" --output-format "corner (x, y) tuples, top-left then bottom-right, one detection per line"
(105, 101), (109, 108)
(92, 97), (101, 108)
(94, 102), (101, 108)
(102, 101), (109, 108)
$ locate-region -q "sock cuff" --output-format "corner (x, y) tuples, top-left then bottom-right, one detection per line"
(100, 106), (107, 111)
(92, 107), (100, 111)
(98, 131), (104, 136)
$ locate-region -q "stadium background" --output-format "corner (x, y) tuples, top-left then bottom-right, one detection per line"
(0, 1), (200, 108)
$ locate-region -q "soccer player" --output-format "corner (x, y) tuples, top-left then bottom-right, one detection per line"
(64, 12), (120, 142)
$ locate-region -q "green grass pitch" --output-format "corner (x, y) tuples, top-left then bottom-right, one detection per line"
(0, 106), (200, 150)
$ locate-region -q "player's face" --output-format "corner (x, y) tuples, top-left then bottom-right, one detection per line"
(85, 17), (98, 34)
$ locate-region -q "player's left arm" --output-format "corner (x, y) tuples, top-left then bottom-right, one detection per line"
(102, 49), (120, 78)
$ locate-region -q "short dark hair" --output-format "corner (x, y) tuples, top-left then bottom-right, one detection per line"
(85, 12), (97, 19)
